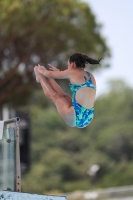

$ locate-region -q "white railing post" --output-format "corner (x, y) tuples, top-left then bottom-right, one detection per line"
(1, 117), (21, 192)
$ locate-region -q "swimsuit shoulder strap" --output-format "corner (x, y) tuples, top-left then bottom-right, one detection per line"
(79, 69), (87, 81)
(86, 71), (91, 80)
(86, 71), (96, 90)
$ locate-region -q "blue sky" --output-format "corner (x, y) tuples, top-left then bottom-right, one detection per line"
(82, 0), (133, 96)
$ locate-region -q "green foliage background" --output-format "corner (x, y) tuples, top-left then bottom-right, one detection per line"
(0, 0), (110, 107)
(21, 80), (133, 194)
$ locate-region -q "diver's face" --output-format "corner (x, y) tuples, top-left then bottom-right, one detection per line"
(68, 60), (76, 69)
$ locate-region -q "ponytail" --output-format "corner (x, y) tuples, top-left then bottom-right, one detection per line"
(69, 53), (103, 68)
(82, 54), (103, 65)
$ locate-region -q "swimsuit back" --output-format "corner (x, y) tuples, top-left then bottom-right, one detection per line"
(69, 71), (96, 102)
(69, 71), (96, 128)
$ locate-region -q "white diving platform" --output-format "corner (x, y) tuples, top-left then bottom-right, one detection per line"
(0, 190), (66, 200)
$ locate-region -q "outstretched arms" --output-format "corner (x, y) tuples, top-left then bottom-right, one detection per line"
(35, 64), (71, 79)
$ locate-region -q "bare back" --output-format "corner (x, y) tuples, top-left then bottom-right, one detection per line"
(69, 69), (96, 109)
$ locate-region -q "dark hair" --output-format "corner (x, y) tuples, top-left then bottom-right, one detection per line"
(69, 53), (103, 68)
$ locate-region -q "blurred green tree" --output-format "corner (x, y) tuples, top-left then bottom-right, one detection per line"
(0, 0), (110, 107)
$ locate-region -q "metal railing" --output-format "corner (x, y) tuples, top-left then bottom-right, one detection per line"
(4, 117), (20, 126)
(0, 117), (67, 200)
(0, 117), (21, 192)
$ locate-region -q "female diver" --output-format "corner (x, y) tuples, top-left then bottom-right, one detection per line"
(34, 53), (102, 128)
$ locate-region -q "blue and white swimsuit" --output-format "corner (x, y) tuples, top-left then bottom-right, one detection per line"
(69, 72), (96, 128)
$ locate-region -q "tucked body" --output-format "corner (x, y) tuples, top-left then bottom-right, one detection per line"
(34, 53), (102, 128)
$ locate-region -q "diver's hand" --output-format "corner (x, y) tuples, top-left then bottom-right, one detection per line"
(35, 64), (47, 74)
(48, 64), (60, 72)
